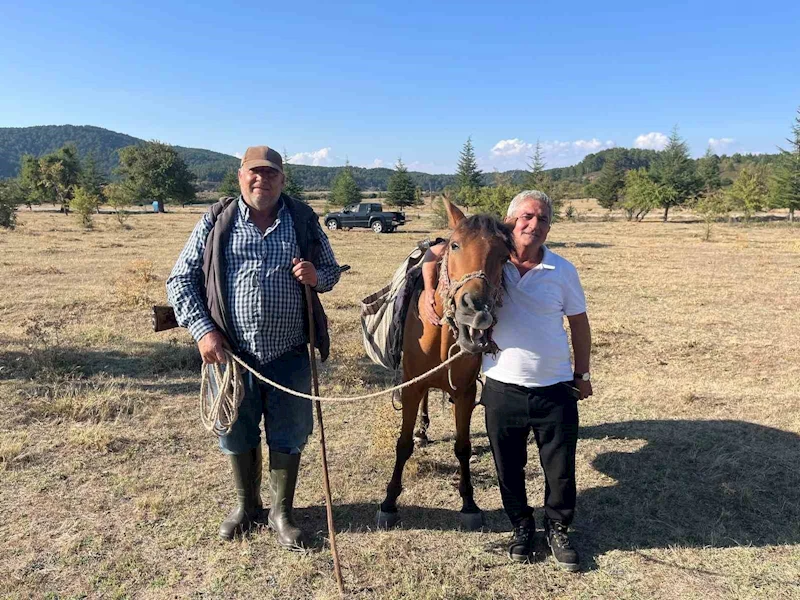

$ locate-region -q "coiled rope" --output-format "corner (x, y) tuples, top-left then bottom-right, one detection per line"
(200, 347), (470, 436)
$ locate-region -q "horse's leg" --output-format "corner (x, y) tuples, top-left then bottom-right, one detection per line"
(453, 382), (483, 531)
(413, 390), (430, 446)
(377, 385), (425, 529)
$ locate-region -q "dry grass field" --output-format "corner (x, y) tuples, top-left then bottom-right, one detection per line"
(1, 203), (799, 599)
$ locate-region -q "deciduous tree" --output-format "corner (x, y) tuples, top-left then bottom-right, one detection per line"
(726, 164), (769, 222)
(0, 178), (24, 229)
(70, 186), (101, 228)
(621, 168), (664, 222)
(117, 141), (196, 212)
(105, 182), (134, 226)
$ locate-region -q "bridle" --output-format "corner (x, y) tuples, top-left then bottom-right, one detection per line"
(436, 244), (504, 355)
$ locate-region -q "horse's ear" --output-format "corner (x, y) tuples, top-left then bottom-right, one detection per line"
(442, 194), (465, 229)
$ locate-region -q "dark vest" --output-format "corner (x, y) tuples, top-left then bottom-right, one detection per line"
(200, 194), (331, 362)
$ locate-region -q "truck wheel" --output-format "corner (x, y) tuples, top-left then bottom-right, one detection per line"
(371, 220), (384, 233)
(326, 219), (339, 231)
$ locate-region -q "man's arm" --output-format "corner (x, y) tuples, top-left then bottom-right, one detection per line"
(165, 214), (226, 362)
(567, 312), (592, 399)
(421, 242), (446, 326)
(305, 221), (340, 292)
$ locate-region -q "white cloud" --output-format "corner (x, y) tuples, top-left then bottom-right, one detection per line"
(487, 137), (616, 169)
(491, 138), (533, 157)
(288, 147), (333, 166)
(708, 137), (735, 153)
(368, 159), (385, 168)
(234, 152), (243, 159)
(634, 132), (669, 150)
(573, 138), (615, 152)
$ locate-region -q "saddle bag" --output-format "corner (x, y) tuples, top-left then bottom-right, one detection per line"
(360, 238), (444, 371)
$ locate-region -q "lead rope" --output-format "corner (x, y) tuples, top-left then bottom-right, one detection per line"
(199, 347), (469, 435)
(199, 360), (244, 436)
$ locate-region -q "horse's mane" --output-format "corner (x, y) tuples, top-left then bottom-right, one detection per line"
(453, 214), (515, 255)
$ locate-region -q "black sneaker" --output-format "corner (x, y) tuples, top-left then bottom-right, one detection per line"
(508, 518), (535, 563)
(545, 519), (580, 572)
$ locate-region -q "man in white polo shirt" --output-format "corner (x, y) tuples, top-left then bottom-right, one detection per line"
(481, 190), (592, 570)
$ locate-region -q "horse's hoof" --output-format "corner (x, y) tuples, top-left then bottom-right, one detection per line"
(459, 510), (484, 531)
(376, 509), (400, 530)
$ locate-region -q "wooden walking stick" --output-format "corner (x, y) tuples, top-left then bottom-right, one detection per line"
(304, 284), (345, 596)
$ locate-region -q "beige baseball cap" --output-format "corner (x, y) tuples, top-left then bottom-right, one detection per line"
(240, 146), (283, 173)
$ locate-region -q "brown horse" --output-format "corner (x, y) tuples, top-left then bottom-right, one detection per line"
(377, 198), (514, 530)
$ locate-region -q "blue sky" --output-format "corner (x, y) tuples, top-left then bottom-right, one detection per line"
(1, 0), (798, 173)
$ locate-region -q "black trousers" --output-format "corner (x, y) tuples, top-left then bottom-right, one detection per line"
(482, 377), (579, 527)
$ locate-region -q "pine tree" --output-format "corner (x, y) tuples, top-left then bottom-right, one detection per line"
(650, 126), (701, 221)
(455, 137), (483, 204)
(282, 148), (305, 201)
(217, 169), (240, 197)
(525, 141), (549, 190)
(697, 147), (722, 194)
(79, 153), (107, 200)
(386, 159), (417, 207)
(771, 107), (800, 222)
(592, 158), (625, 210)
(523, 141), (562, 218)
(328, 162), (361, 208)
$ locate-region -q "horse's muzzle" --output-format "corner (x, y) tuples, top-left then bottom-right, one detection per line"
(455, 309), (494, 354)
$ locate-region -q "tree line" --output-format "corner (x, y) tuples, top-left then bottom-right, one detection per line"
(443, 109), (800, 226)
(3, 110), (799, 229)
(0, 140), (197, 229)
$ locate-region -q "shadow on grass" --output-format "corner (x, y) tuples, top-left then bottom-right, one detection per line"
(575, 419), (800, 570)
(291, 502), (508, 544)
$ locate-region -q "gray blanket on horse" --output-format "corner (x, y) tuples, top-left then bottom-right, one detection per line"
(361, 239), (444, 371)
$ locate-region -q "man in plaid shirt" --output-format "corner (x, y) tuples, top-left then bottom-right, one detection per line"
(167, 146), (340, 548)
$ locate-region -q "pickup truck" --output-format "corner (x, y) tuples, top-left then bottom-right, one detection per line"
(324, 203), (405, 233)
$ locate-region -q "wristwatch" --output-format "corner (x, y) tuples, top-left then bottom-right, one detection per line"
(574, 372), (591, 382)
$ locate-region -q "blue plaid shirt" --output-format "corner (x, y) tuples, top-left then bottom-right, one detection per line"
(166, 198), (340, 364)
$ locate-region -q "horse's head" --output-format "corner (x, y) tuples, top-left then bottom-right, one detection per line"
(440, 197), (515, 354)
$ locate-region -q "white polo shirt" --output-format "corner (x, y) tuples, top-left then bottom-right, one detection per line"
(482, 246), (587, 387)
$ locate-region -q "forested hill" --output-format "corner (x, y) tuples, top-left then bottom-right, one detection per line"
(0, 125), (240, 184)
(0, 125), (778, 191)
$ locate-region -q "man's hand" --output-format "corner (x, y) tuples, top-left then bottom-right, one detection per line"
(575, 379), (593, 400)
(422, 288), (441, 326)
(292, 258), (318, 288)
(198, 330), (228, 364)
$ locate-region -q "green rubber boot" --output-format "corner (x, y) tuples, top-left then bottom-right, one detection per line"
(267, 451), (306, 550)
(253, 444), (265, 521)
(218, 446), (261, 541)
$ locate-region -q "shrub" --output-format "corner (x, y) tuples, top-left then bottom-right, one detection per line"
(114, 259), (161, 308)
(70, 186), (101, 228)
